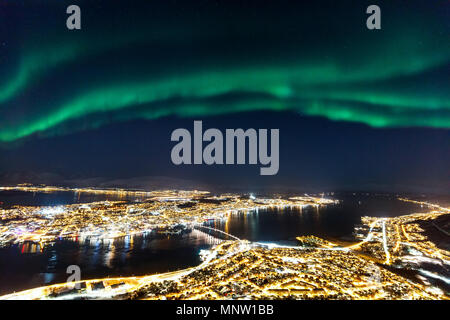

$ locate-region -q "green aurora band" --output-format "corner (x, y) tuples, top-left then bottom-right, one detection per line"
(0, 1), (449, 143)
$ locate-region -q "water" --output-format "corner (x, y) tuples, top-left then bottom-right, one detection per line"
(0, 190), (142, 207)
(0, 191), (426, 295)
(0, 231), (215, 295)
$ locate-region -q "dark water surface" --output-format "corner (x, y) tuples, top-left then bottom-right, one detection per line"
(0, 191), (426, 294)
(0, 190), (142, 207)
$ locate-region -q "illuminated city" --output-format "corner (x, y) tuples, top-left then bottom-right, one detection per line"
(0, 185), (335, 246)
(0, 0), (448, 308)
(0, 186), (448, 300)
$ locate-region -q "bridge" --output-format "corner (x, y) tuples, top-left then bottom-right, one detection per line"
(193, 224), (241, 241)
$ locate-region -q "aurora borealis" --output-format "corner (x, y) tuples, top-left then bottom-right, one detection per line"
(0, 0), (449, 142)
(0, 0), (448, 192)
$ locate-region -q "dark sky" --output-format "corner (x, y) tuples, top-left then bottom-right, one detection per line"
(0, 0), (449, 193)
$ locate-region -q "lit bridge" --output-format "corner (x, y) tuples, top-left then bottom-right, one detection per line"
(193, 224), (241, 241)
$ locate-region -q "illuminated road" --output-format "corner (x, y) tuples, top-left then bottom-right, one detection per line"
(347, 220), (378, 250)
(381, 220), (390, 264)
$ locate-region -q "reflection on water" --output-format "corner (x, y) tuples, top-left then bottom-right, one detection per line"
(0, 192), (425, 295)
(0, 229), (220, 294)
(0, 190), (144, 207)
(208, 195), (425, 243)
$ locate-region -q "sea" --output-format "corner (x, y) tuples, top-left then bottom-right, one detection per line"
(0, 190), (429, 294)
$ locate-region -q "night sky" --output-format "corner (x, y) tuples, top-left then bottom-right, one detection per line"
(0, 0), (449, 193)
